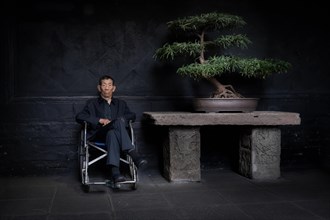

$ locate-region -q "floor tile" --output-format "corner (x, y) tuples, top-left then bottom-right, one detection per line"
(238, 202), (322, 220)
(163, 189), (229, 207)
(176, 204), (253, 220)
(0, 199), (51, 215)
(294, 199), (330, 219)
(0, 168), (329, 220)
(51, 195), (112, 214)
(110, 192), (170, 211)
(217, 188), (283, 204)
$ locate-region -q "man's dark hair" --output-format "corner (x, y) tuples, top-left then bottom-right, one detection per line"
(99, 75), (115, 85)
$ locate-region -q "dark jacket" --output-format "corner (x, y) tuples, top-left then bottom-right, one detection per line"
(76, 96), (136, 137)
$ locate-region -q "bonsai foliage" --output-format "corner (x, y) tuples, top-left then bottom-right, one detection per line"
(154, 12), (291, 98)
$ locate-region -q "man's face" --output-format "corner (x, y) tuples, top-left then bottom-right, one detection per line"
(98, 79), (116, 99)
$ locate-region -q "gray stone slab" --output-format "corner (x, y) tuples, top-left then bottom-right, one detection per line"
(144, 111), (301, 181)
(164, 127), (201, 182)
(143, 111), (301, 126)
(239, 128), (281, 180)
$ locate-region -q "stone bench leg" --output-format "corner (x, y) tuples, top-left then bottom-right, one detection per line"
(239, 127), (281, 180)
(163, 126), (201, 182)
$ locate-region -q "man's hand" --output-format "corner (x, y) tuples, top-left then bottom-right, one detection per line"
(99, 118), (111, 126)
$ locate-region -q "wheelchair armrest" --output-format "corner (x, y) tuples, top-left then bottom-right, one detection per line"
(83, 121), (88, 129)
(82, 119), (136, 148)
(82, 119), (134, 135)
(82, 119), (133, 127)
(82, 120), (134, 136)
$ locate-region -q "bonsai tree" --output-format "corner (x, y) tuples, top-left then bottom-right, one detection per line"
(154, 12), (291, 98)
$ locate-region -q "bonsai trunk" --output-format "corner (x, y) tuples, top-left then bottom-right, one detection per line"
(198, 32), (243, 98)
(198, 32), (243, 99)
(207, 77), (244, 98)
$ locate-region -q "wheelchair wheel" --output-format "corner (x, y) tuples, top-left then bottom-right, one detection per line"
(79, 143), (87, 184)
(132, 182), (137, 190)
(82, 184), (90, 193)
(132, 163), (138, 190)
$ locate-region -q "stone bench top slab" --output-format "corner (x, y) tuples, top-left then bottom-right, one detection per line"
(143, 111), (301, 126)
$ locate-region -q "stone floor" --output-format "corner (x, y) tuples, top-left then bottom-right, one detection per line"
(0, 168), (330, 220)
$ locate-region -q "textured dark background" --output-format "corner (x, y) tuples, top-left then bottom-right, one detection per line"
(1, 0), (329, 175)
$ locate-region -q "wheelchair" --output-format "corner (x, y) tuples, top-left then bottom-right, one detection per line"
(78, 120), (138, 192)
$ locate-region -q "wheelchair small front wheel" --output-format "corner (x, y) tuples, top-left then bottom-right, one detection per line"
(82, 184), (90, 193)
(114, 182), (122, 189)
(131, 182), (137, 190)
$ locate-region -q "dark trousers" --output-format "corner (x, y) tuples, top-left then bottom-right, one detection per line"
(89, 117), (134, 167)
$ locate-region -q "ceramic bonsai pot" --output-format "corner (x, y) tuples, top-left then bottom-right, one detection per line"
(193, 98), (259, 113)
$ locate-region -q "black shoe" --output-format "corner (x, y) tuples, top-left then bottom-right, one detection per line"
(127, 150), (148, 169)
(136, 159), (148, 169)
(113, 174), (126, 183)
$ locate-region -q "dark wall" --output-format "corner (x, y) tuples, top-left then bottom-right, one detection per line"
(1, 0), (330, 175)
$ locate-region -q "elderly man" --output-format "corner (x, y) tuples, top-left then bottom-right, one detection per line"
(76, 75), (147, 183)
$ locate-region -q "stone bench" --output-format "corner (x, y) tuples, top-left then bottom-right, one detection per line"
(143, 111), (301, 182)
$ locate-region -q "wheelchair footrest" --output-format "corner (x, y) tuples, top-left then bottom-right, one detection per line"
(105, 179), (137, 189)
(105, 180), (120, 189)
